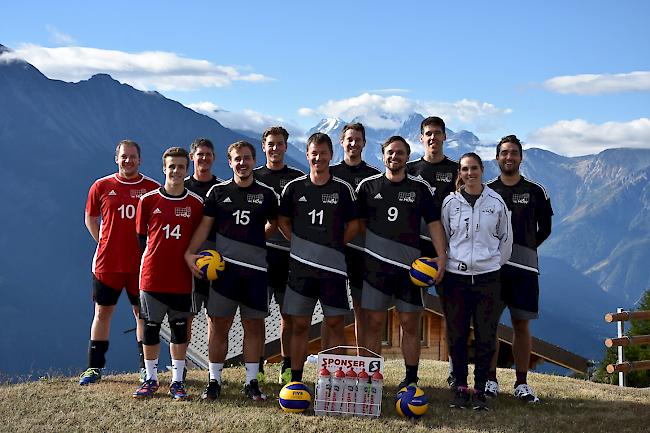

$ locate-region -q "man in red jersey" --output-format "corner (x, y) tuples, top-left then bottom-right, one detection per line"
(132, 147), (204, 400)
(80, 140), (159, 386)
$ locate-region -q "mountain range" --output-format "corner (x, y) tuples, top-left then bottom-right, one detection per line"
(1, 43), (647, 378)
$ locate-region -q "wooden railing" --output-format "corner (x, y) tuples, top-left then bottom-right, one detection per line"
(604, 308), (650, 386)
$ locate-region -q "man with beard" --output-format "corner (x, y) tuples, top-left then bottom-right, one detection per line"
(486, 135), (553, 403)
(356, 135), (446, 390)
(184, 141), (278, 402)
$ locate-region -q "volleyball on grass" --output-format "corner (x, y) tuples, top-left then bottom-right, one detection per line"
(279, 382), (311, 413)
(195, 249), (225, 281)
(409, 257), (438, 287)
(395, 385), (429, 418)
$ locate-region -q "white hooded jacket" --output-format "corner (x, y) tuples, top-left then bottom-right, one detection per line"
(441, 184), (513, 276)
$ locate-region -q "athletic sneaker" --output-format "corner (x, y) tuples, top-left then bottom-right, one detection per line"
(202, 380), (221, 401)
(278, 367), (292, 385)
(450, 386), (471, 409)
(132, 379), (159, 398)
(244, 379), (267, 402)
(169, 381), (189, 401)
(514, 383), (540, 403)
(257, 371), (267, 384)
(472, 390), (489, 411)
(485, 380), (499, 398)
(397, 376), (418, 391)
(447, 374), (457, 388)
(79, 368), (101, 385)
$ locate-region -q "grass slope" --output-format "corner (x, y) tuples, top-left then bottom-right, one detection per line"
(1, 360), (648, 433)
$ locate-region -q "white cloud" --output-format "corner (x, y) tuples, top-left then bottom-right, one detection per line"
(186, 101), (304, 140)
(298, 93), (511, 130)
(46, 25), (76, 46)
(527, 118), (650, 156)
(542, 71), (650, 95)
(2, 44), (272, 91)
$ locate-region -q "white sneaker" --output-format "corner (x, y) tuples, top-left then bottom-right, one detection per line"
(514, 384), (540, 403)
(485, 380), (499, 398)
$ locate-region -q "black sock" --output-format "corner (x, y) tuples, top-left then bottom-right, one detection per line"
(405, 363), (419, 383)
(487, 370), (497, 382)
(88, 340), (109, 369)
(515, 371), (527, 387)
(291, 369), (303, 382)
(282, 357), (292, 371)
(258, 356), (265, 373)
(137, 341), (145, 369)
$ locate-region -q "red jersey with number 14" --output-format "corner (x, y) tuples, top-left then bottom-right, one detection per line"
(136, 188), (203, 294)
(86, 173), (160, 274)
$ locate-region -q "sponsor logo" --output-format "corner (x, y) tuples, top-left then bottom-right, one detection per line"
(153, 208), (162, 214)
(322, 193), (339, 205)
(298, 196), (307, 202)
(130, 188), (147, 198)
(436, 172), (454, 183)
(279, 179), (289, 188)
(222, 197), (232, 203)
(247, 193), (264, 204)
(354, 177), (363, 187)
(175, 206), (192, 218)
(373, 193), (383, 200)
(108, 190), (117, 196)
(512, 193), (530, 204)
(481, 206), (495, 214)
(398, 191), (416, 203)
(457, 262), (468, 271)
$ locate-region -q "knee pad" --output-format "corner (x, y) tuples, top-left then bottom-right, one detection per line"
(142, 320), (161, 345)
(169, 318), (188, 344)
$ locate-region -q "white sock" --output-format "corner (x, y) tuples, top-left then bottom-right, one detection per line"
(209, 362), (224, 383)
(245, 362), (259, 384)
(145, 359), (158, 381)
(172, 359), (186, 382)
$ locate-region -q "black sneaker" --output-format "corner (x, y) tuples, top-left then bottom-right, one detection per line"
(397, 376), (418, 391)
(243, 379), (267, 402)
(202, 379), (221, 401)
(472, 390), (489, 411)
(447, 374), (457, 388)
(450, 386), (471, 409)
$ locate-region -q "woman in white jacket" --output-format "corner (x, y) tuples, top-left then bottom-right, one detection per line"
(440, 152), (512, 410)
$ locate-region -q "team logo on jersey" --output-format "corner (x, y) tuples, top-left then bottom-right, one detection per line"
(298, 196), (307, 202)
(481, 206), (495, 214)
(175, 206), (192, 218)
(322, 193), (339, 205)
(279, 179), (289, 188)
(436, 172), (454, 183)
(512, 193), (530, 204)
(130, 188), (148, 198)
(247, 193), (264, 204)
(222, 197), (232, 203)
(108, 190), (117, 196)
(354, 177), (363, 187)
(398, 192), (416, 203)
(153, 208), (162, 214)
(457, 262), (468, 271)
(373, 193), (383, 200)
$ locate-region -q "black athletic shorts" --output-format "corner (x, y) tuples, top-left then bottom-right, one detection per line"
(500, 264), (539, 320)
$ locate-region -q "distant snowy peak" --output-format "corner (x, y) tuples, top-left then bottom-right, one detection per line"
(310, 117), (345, 135)
(0, 44), (10, 54)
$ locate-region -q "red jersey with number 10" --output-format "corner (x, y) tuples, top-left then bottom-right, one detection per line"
(86, 173), (160, 274)
(136, 188), (204, 294)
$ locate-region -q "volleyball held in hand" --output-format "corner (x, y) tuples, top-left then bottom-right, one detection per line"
(395, 385), (429, 418)
(279, 382), (311, 413)
(195, 249), (225, 281)
(409, 257), (438, 287)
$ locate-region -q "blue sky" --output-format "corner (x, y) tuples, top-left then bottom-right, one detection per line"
(2, 0), (649, 156)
